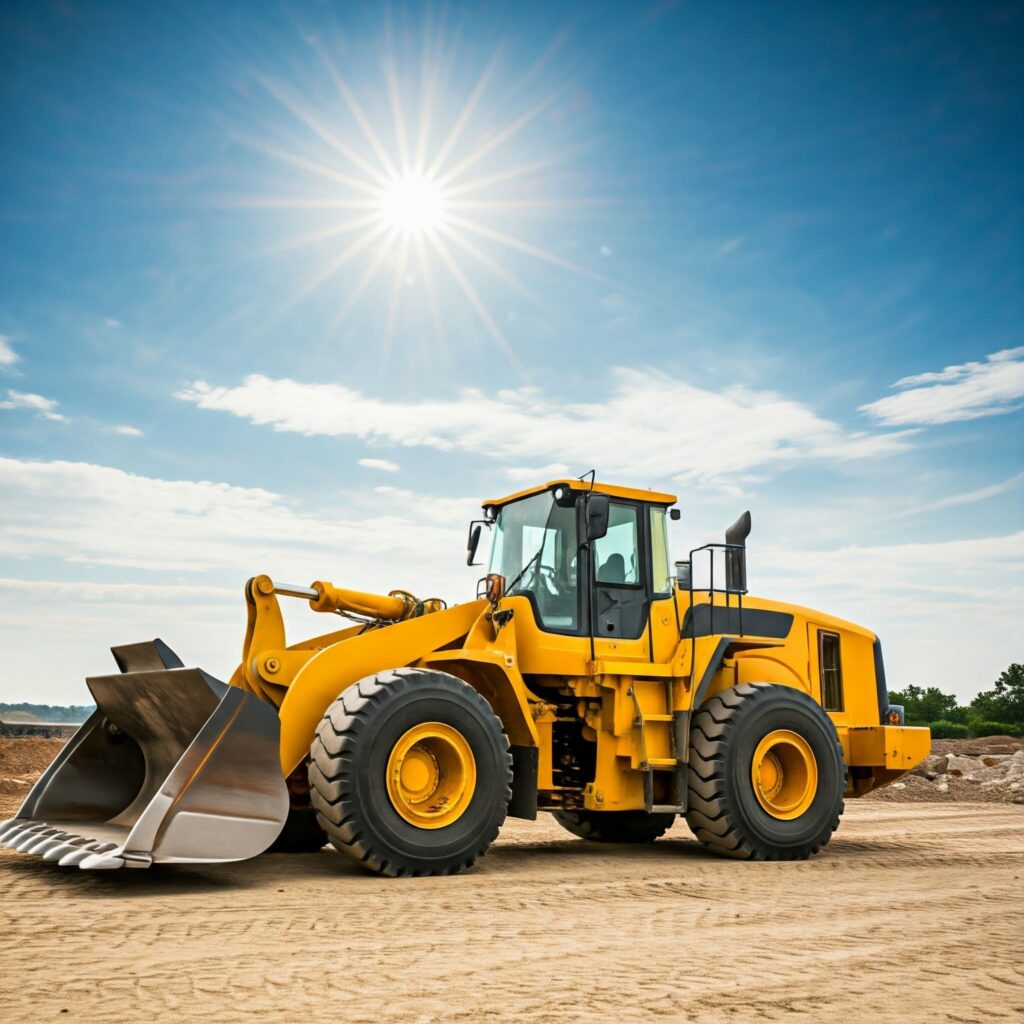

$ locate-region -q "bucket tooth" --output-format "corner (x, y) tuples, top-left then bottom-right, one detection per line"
(3, 824), (48, 848)
(31, 835), (73, 857)
(24, 830), (69, 854)
(15, 828), (60, 851)
(59, 842), (114, 868)
(44, 841), (87, 863)
(79, 850), (126, 870)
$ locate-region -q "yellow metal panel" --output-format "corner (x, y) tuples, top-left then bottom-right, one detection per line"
(846, 724), (931, 771)
(484, 478), (677, 509)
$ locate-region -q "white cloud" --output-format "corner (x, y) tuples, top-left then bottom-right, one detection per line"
(358, 457), (399, 473)
(503, 463), (571, 483)
(0, 389), (65, 421)
(0, 456), (477, 590)
(860, 346), (1024, 426)
(599, 245), (613, 257)
(717, 238), (743, 255)
(113, 425), (144, 437)
(0, 336), (18, 366)
(751, 530), (1024, 699)
(0, 458), (484, 702)
(891, 470), (1024, 519)
(177, 369), (911, 487)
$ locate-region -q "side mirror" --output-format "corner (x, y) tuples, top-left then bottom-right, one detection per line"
(675, 561), (692, 589)
(467, 521), (485, 566)
(586, 493), (610, 542)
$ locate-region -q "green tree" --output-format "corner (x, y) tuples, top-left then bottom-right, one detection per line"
(969, 664), (1024, 727)
(887, 684), (966, 725)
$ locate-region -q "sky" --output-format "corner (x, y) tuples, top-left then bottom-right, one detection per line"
(0, 0), (1021, 705)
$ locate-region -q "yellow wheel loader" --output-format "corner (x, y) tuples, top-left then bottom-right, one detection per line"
(1, 478), (930, 874)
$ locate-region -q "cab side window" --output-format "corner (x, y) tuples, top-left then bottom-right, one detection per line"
(593, 504), (640, 585)
(592, 502), (647, 638)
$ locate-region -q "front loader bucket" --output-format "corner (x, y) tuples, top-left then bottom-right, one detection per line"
(0, 640), (288, 870)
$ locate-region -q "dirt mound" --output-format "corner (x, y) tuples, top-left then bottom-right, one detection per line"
(0, 738), (66, 796)
(866, 741), (1024, 805)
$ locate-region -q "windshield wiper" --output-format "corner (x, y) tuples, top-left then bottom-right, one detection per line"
(505, 546), (543, 595)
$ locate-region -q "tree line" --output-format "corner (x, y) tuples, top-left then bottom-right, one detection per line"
(889, 663), (1023, 738)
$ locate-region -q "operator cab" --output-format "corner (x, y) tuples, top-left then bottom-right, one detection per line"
(469, 479), (678, 639)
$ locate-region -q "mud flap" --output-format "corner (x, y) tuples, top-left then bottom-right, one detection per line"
(0, 640), (288, 870)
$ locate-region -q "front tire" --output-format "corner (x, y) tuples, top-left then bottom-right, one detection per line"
(685, 683), (845, 860)
(309, 668), (511, 877)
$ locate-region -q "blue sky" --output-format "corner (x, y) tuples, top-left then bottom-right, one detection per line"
(1, 0), (1021, 703)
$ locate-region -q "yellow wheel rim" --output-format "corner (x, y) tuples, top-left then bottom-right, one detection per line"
(751, 729), (818, 820)
(386, 723), (476, 829)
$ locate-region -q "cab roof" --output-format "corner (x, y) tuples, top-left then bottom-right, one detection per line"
(483, 478), (677, 510)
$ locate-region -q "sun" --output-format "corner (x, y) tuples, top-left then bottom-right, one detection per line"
(377, 173), (447, 234)
(234, 28), (607, 361)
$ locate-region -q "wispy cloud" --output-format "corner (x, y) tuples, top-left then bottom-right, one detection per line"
(891, 470), (1024, 519)
(0, 456), (477, 594)
(0, 389), (65, 421)
(860, 346), (1024, 426)
(0, 336), (18, 367)
(112, 424), (144, 437)
(177, 369), (912, 487)
(358, 456), (399, 472)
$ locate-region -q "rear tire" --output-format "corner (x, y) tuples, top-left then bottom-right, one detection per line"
(309, 668), (511, 877)
(684, 683), (845, 860)
(552, 809), (675, 843)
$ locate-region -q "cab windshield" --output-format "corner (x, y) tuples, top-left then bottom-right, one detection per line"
(487, 491), (580, 631)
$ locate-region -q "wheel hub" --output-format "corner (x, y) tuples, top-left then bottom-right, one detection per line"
(386, 723), (476, 829)
(751, 729), (818, 820)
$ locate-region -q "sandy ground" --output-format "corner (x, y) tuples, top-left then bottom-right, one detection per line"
(1, 787), (1021, 1024)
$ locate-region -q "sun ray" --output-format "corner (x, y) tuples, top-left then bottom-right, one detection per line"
(441, 156), (560, 198)
(413, 50), (442, 175)
(444, 212), (613, 283)
(411, 232), (444, 347)
(214, 195), (379, 211)
(424, 52), (499, 180)
(257, 73), (392, 187)
(384, 61), (412, 175)
(311, 40), (401, 181)
(231, 134), (381, 196)
(436, 222), (538, 304)
(435, 93), (555, 189)
(258, 212), (381, 257)
(426, 230), (521, 370)
(329, 228), (401, 331)
(383, 231), (413, 351)
(292, 221), (390, 302)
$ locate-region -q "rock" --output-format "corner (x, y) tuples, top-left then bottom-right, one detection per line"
(925, 771), (938, 781)
(891, 782), (906, 790)
(935, 782), (949, 793)
(945, 754), (980, 777)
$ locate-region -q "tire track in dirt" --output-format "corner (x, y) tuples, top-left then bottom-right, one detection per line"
(1, 802), (1021, 1024)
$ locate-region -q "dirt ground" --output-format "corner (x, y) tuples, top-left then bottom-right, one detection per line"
(1, 746), (1022, 1024)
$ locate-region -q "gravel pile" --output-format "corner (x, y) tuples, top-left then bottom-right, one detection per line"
(867, 736), (1024, 805)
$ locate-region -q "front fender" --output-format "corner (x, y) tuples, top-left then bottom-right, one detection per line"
(276, 600), (486, 774)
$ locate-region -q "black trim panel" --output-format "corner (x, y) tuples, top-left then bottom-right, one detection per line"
(681, 604), (793, 639)
(508, 744), (539, 820)
(872, 637), (889, 725)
